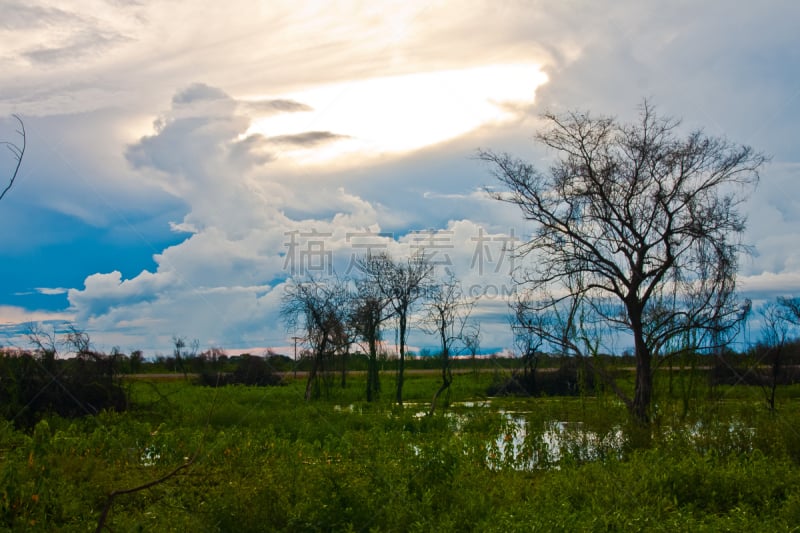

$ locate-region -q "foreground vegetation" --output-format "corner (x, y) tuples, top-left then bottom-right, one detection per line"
(3, 369), (800, 531)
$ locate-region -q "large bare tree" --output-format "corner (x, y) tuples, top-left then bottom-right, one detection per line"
(1, 114), (25, 202)
(479, 102), (765, 423)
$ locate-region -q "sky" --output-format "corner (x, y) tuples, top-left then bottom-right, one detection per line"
(1, 0), (799, 357)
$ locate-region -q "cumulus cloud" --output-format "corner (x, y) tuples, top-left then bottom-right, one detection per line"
(63, 83), (388, 348)
(69, 270), (173, 319)
(64, 80), (527, 351)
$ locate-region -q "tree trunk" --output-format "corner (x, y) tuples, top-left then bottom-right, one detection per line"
(305, 350), (322, 401)
(396, 314), (406, 406)
(366, 334), (380, 402)
(429, 347), (452, 416)
(632, 350), (652, 424)
(304, 361), (316, 401)
(630, 305), (653, 424)
(340, 350), (348, 388)
(769, 346), (781, 411)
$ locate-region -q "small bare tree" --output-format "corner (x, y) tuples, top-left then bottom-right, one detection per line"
(778, 297), (800, 325)
(350, 277), (392, 401)
(357, 252), (433, 405)
(423, 275), (473, 415)
(758, 301), (792, 411)
(480, 102), (766, 423)
(281, 277), (351, 400)
(26, 322), (58, 374)
(463, 323), (481, 377)
(511, 299), (544, 380)
(1, 114), (25, 202)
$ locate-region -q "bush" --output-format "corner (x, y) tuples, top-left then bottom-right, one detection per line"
(0, 350), (127, 428)
(487, 359), (595, 397)
(196, 354), (284, 387)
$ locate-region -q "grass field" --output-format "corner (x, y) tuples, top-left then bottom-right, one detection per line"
(3, 368), (800, 531)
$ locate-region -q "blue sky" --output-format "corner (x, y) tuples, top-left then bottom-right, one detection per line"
(1, 1), (799, 356)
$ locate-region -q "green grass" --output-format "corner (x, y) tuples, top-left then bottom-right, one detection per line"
(3, 371), (800, 531)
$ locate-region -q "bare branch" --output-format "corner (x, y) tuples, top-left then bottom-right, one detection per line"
(1, 114), (26, 202)
(95, 458), (194, 533)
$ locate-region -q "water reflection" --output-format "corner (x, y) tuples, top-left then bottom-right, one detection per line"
(488, 412), (625, 470)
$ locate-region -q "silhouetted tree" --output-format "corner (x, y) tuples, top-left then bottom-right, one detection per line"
(480, 102), (766, 423)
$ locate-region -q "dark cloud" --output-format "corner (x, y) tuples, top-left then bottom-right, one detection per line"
(243, 99), (313, 114)
(267, 131), (348, 147)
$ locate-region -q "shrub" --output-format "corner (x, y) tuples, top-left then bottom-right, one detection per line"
(487, 359), (595, 397)
(0, 350), (127, 428)
(196, 354), (284, 387)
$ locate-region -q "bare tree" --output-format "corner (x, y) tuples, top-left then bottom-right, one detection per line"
(357, 251), (433, 405)
(511, 299), (544, 380)
(171, 336), (197, 379)
(463, 323), (481, 377)
(422, 275), (473, 415)
(778, 297), (800, 325)
(351, 277), (392, 401)
(332, 303), (356, 389)
(65, 324), (92, 356)
(758, 301), (793, 411)
(480, 102), (766, 423)
(1, 114), (25, 202)
(281, 277), (351, 400)
(20, 324), (126, 422)
(26, 322), (58, 371)
(511, 285), (623, 399)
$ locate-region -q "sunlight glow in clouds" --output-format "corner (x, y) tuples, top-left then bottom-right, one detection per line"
(247, 64), (548, 163)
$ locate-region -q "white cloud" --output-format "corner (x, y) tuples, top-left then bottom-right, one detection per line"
(0, 305), (73, 326)
(2, 1), (799, 354)
(739, 271), (800, 300)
